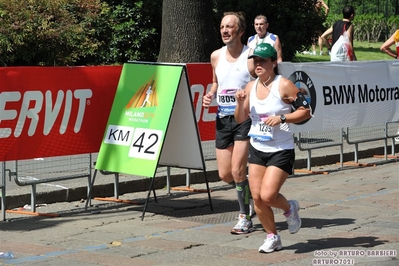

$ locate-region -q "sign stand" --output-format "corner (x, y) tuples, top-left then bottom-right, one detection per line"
(95, 62), (213, 220)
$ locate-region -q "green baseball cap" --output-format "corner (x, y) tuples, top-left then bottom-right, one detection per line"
(248, 43), (277, 60)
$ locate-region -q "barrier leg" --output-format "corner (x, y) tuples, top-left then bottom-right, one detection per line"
(92, 168), (141, 206)
(295, 149), (329, 175)
(171, 169), (211, 192)
(1, 162), (6, 221)
(6, 183), (60, 217)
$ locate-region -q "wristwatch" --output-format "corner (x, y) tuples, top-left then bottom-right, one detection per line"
(280, 115), (286, 124)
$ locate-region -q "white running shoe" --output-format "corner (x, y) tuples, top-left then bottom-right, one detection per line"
(286, 200), (302, 234)
(231, 214), (254, 234)
(259, 234), (283, 253)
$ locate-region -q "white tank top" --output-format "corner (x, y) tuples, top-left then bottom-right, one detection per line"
(248, 76), (294, 152)
(215, 45), (252, 117)
(247, 32), (278, 50)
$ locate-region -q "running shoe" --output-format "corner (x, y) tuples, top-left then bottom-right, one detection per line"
(285, 200), (301, 234)
(259, 234), (283, 253)
(231, 214), (254, 234)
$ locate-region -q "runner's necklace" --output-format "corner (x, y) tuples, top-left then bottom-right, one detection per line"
(262, 76), (272, 90)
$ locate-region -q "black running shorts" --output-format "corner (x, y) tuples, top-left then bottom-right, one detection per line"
(248, 144), (295, 175)
(215, 116), (250, 149)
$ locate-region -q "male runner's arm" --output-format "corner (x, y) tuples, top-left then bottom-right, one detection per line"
(203, 49), (220, 108)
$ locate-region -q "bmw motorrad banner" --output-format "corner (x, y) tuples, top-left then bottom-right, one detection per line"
(279, 61), (399, 133)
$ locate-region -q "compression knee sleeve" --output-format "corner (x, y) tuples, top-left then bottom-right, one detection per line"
(236, 179), (250, 216)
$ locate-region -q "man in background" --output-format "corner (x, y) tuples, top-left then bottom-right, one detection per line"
(247, 15), (283, 63)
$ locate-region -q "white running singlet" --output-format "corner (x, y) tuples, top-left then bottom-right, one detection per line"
(247, 32), (278, 50)
(248, 76), (294, 153)
(215, 45), (252, 118)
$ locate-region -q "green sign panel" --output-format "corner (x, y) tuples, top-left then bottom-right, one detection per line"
(96, 63), (183, 177)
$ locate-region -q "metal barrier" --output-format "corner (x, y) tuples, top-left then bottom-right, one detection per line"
(1, 123), (398, 221)
(295, 128), (344, 174)
(345, 122), (399, 163)
(201, 140), (216, 161)
(4, 154), (92, 218)
(83, 164), (142, 211)
(1, 162), (6, 220)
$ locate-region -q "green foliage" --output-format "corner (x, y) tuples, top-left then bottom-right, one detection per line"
(325, 14), (399, 42)
(1, 0), (397, 66)
(0, 0), (109, 66)
(386, 15), (399, 35)
(355, 14), (387, 42)
(327, 0), (398, 16)
(101, 0), (161, 64)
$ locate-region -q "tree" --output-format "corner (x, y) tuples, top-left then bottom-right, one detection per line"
(158, 0), (217, 62)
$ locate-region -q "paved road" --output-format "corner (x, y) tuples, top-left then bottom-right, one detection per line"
(0, 156), (398, 265)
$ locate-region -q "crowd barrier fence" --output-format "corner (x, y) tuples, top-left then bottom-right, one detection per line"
(1, 154), (92, 220)
(295, 128), (345, 174)
(1, 123), (398, 221)
(345, 122), (399, 162)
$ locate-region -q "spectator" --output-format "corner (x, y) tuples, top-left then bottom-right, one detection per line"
(247, 15), (283, 62)
(380, 29), (399, 142)
(311, 0), (329, 55)
(321, 5), (357, 61)
(380, 29), (399, 60)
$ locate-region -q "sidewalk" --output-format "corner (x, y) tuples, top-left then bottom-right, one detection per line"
(0, 141), (398, 265)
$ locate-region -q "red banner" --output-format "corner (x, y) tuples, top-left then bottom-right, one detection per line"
(0, 66), (122, 161)
(186, 63), (216, 141)
(0, 64), (216, 161)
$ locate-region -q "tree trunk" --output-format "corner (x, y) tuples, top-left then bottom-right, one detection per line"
(158, 0), (217, 63)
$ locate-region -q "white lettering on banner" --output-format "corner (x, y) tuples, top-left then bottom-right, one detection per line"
(0, 91), (20, 138)
(0, 89), (92, 138)
(125, 111), (144, 117)
(323, 84), (399, 105)
(190, 83), (216, 123)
